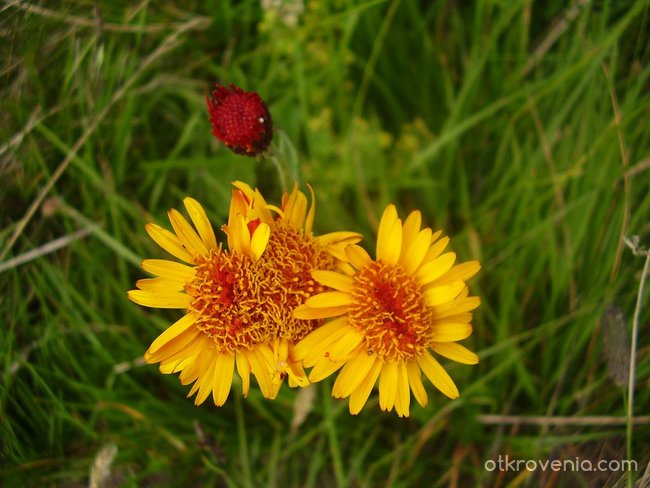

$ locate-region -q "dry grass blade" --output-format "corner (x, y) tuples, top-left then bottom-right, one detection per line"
(0, 227), (92, 274)
(88, 443), (118, 488)
(3, 0), (210, 33)
(478, 415), (650, 426)
(601, 303), (630, 387)
(522, 0), (591, 76)
(291, 385), (316, 434)
(0, 15), (210, 262)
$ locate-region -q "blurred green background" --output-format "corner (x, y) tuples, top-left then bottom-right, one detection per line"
(2, 0), (650, 486)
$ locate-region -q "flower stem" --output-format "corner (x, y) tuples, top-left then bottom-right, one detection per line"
(267, 151), (292, 193)
(264, 130), (300, 192)
(323, 385), (346, 486)
(235, 394), (254, 488)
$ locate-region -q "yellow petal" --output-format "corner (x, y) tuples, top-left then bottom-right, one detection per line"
(308, 357), (346, 382)
(293, 304), (350, 320)
(394, 361), (410, 418)
(235, 352), (251, 397)
(147, 329), (202, 364)
(305, 291), (352, 308)
(406, 360), (428, 407)
(179, 345), (214, 386)
(145, 329), (200, 365)
(432, 343), (479, 364)
(149, 313), (198, 354)
(432, 296), (481, 318)
(230, 182), (273, 224)
(423, 236), (449, 262)
(424, 281), (465, 307)
(337, 262), (356, 276)
(141, 259), (196, 282)
(273, 337), (289, 363)
(345, 244), (372, 270)
(331, 237), (364, 260)
(415, 252), (456, 286)
(401, 210), (422, 244)
(293, 317), (348, 361)
(349, 358), (382, 415)
(270, 337), (288, 386)
(228, 188), (250, 229)
(212, 353), (235, 406)
(186, 373), (203, 400)
(317, 231), (363, 248)
(432, 260), (481, 285)
(145, 223), (194, 263)
(378, 361), (398, 412)
(432, 323), (473, 342)
(136, 277), (184, 292)
(311, 270), (353, 292)
(265, 204), (284, 220)
(286, 354), (309, 388)
(376, 205), (402, 264)
(195, 360), (217, 406)
(417, 352), (459, 399)
(183, 197), (218, 251)
(179, 343), (216, 386)
(400, 228), (432, 274)
(248, 345), (277, 399)
(168, 208), (209, 257)
(302, 328), (352, 369)
(326, 327), (365, 362)
(299, 324), (351, 368)
(430, 229), (443, 244)
(250, 222), (270, 260)
(229, 214), (251, 256)
(159, 356), (193, 374)
(440, 313), (473, 324)
(128, 290), (191, 309)
(333, 350), (378, 398)
(284, 185), (308, 229)
(305, 184), (316, 235)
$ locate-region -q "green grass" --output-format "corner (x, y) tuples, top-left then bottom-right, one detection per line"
(2, 0), (650, 486)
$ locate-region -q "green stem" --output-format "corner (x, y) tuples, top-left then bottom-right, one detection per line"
(263, 130), (300, 192)
(235, 394), (254, 488)
(323, 385), (346, 486)
(267, 151), (292, 193)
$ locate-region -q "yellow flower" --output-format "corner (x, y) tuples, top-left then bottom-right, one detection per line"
(293, 204), (480, 417)
(128, 197), (279, 405)
(225, 181), (361, 391)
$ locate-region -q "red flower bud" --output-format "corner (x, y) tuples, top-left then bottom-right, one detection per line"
(206, 83), (273, 157)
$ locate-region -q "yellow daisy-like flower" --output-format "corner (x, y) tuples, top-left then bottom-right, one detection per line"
(128, 198), (279, 405)
(226, 181), (361, 390)
(293, 204), (480, 417)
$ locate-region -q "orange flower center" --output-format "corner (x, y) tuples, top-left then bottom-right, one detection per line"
(186, 223), (336, 353)
(349, 261), (433, 361)
(261, 222), (336, 342)
(186, 249), (272, 353)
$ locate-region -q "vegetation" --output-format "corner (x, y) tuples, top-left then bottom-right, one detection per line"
(2, 1), (649, 486)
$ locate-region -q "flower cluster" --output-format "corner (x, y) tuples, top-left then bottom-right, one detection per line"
(129, 191), (480, 416)
(128, 184), (359, 404)
(128, 83), (480, 417)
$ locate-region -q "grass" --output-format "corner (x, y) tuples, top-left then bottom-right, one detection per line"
(1, 0), (650, 486)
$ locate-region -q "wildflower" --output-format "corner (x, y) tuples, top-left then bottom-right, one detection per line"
(206, 83), (273, 156)
(293, 205), (480, 417)
(128, 198), (279, 405)
(226, 181), (361, 389)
